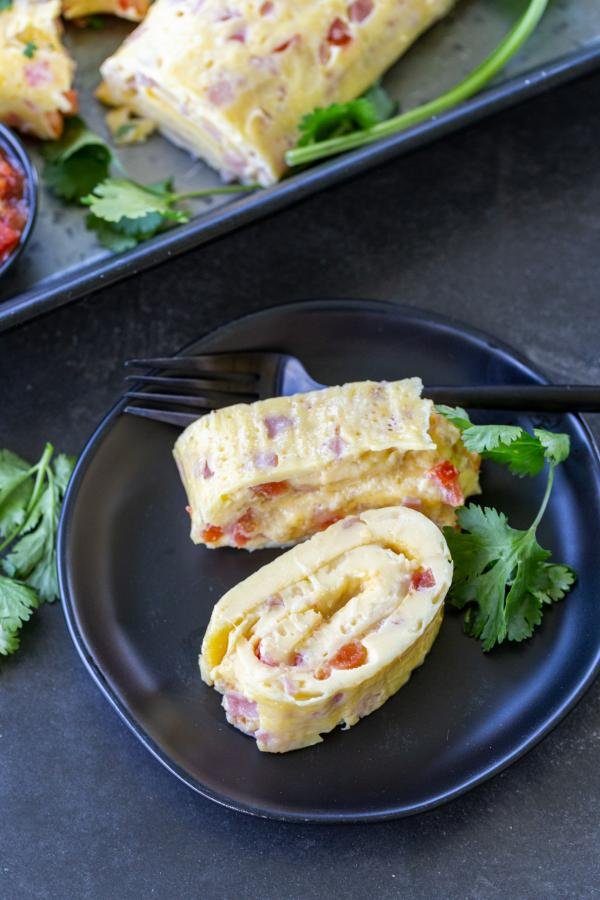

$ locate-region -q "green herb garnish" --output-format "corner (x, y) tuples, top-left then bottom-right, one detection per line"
(42, 116), (113, 201)
(437, 408), (576, 651)
(287, 0), (549, 167)
(297, 82), (397, 147)
(82, 177), (258, 250)
(0, 445), (75, 656)
(22, 40), (37, 59)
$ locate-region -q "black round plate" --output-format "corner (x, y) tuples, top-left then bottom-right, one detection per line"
(58, 300), (600, 822)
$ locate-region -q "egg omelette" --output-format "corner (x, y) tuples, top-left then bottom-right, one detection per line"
(99, 0), (456, 185)
(173, 378), (481, 551)
(200, 506), (452, 753)
(0, 0), (77, 139)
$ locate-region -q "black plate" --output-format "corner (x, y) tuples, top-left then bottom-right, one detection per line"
(58, 299), (600, 822)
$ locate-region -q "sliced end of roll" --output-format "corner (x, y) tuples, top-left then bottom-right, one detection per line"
(200, 506), (452, 753)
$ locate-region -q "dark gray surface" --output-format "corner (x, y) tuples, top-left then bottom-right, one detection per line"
(1, 68), (599, 900)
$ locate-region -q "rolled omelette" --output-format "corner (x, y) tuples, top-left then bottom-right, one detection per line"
(62, 0), (149, 22)
(0, 0), (77, 140)
(173, 378), (481, 551)
(200, 506), (452, 753)
(98, 0), (456, 185)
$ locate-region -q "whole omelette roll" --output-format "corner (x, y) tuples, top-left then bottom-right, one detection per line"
(173, 378), (480, 550)
(200, 506), (452, 753)
(99, 0), (456, 185)
(0, 0), (77, 140)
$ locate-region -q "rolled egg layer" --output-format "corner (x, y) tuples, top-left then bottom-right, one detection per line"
(200, 506), (452, 753)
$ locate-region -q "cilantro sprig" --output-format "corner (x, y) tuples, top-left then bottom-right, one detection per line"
(0, 445), (75, 656)
(437, 407), (575, 651)
(42, 119), (259, 251)
(287, 0), (549, 167)
(42, 117), (113, 201)
(297, 83), (397, 147)
(82, 178), (258, 251)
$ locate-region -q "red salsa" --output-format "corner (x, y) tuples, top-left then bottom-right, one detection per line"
(0, 148), (27, 265)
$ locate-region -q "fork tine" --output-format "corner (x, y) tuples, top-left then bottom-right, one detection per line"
(123, 374), (258, 397)
(124, 406), (199, 427)
(124, 391), (240, 410)
(124, 353), (264, 378)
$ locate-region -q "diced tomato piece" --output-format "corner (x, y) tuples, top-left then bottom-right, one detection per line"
(62, 89), (79, 113)
(327, 17), (352, 46)
(230, 509), (255, 546)
(201, 524), (224, 543)
(427, 460), (464, 507)
(411, 567), (436, 591)
(0, 221), (20, 262)
(273, 35), (299, 52)
(251, 480), (289, 498)
(330, 641), (367, 670)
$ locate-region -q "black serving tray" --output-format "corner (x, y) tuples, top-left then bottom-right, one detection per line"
(1, 1), (600, 331)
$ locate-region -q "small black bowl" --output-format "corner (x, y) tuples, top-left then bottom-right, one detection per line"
(0, 123), (38, 278)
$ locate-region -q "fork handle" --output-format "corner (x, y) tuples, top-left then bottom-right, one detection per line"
(426, 384), (600, 412)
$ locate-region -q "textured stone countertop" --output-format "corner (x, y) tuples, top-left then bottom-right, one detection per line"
(1, 68), (599, 900)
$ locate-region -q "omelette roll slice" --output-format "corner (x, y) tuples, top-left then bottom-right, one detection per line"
(62, 0), (149, 22)
(0, 0), (77, 140)
(173, 378), (481, 550)
(200, 506), (452, 753)
(99, 0), (455, 185)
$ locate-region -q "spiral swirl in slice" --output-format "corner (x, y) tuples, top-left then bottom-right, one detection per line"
(200, 506), (452, 753)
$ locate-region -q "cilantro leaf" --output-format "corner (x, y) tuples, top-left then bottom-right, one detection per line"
(445, 487), (576, 651)
(85, 215), (139, 253)
(82, 178), (188, 224)
(435, 405), (472, 430)
(42, 117), (112, 201)
(460, 424), (523, 453)
(0, 445), (75, 656)
(22, 40), (37, 58)
(0, 450), (33, 536)
(297, 82), (396, 147)
(534, 429), (570, 465)
(435, 408), (568, 478)
(464, 428), (546, 477)
(0, 575), (38, 656)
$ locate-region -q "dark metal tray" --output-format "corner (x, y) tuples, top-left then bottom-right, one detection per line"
(2, 1), (600, 331)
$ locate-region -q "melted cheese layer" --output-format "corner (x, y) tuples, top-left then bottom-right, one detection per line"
(200, 506), (452, 753)
(99, 0), (456, 184)
(173, 378), (481, 550)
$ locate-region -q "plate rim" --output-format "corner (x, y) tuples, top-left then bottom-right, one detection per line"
(57, 298), (600, 823)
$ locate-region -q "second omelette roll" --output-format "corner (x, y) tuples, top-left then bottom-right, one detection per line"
(200, 506), (452, 753)
(173, 378), (481, 550)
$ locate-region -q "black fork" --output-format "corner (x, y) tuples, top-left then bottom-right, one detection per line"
(123, 351), (600, 427)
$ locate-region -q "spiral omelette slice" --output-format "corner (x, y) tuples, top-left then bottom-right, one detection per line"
(200, 506), (452, 753)
(173, 378), (481, 550)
